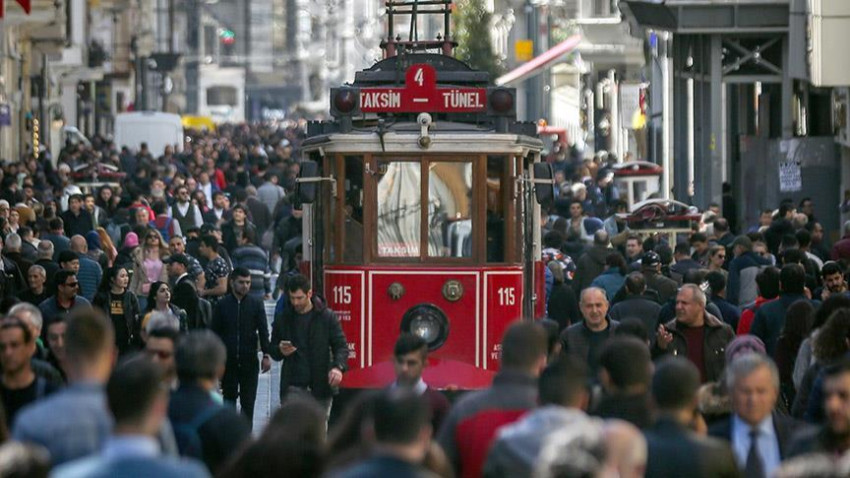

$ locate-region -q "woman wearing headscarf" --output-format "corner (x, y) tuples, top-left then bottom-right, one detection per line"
(115, 232), (139, 270)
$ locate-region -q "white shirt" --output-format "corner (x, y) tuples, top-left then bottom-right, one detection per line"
(391, 378), (428, 396)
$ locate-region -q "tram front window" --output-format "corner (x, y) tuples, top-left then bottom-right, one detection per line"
(343, 156), (364, 263)
(376, 160), (421, 258)
(428, 161), (472, 258)
(487, 156), (508, 262)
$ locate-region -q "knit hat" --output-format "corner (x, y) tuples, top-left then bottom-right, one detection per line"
(123, 232), (139, 248)
(86, 231), (102, 251)
(725, 335), (766, 364)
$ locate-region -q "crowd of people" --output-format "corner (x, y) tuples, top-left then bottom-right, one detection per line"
(0, 121), (847, 477)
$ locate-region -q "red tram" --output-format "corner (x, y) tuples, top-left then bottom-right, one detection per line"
(296, 1), (553, 390)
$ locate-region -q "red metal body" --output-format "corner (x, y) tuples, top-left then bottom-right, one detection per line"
(324, 265), (525, 390)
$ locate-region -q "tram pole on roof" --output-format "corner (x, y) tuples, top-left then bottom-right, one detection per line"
(383, 0), (457, 58)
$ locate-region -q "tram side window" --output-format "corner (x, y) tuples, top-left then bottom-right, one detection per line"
(487, 156), (507, 262)
(376, 160), (421, 258)
(327, 156), (339, 263)
(343, 156), (364, 263)
(428, 161), (473, 258)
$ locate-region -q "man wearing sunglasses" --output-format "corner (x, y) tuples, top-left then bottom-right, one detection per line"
(37, 270), (92, 326)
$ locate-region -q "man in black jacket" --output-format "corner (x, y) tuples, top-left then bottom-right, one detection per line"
(270, 273), (348, 418)
(210, 267), (271, 424)
(560, 287), (619, 377)
(166, 254), (201, 329)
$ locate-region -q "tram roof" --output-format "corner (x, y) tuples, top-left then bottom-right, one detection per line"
(300, 124), (543, 157)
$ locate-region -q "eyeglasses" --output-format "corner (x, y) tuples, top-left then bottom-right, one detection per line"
(63, 282), (79, 288)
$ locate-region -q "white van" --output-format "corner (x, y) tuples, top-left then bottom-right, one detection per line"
(113, 112), (184, 157)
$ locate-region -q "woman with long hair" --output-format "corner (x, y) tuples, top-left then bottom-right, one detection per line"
(774, 300), (815, 406)
(6, 209), (20, 234)
(792, 295), (850, 390)
(219, 399), (326, 478)
(93, 266), (141, 355)
(95, 227), (118, 267)
(128, 228), (169, 300)
(95, 185), (118, 218)
(707, 245), (728, 279)
(792, 307), (850, 418)
(140, 281), (186, 334)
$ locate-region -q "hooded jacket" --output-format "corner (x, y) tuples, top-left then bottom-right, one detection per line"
(483, 406), (593, 478)
(574, 245), (610, 292)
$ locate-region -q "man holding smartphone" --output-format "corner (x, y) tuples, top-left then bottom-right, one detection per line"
(269, 274), (349, 420)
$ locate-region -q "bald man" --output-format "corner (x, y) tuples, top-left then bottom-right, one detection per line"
(560, 287), (620, 376)
(69, 235), (102, 301)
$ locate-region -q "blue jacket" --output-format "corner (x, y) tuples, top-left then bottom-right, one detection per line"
(13, 383), (111, 466)
(77, 256), (103, 301)
(728, 251), (772, 306)
(590, 268), (625, 301)
(38, 295), (92, 323)
(53, 436), (209, 478)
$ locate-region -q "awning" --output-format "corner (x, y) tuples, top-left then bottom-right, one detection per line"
(495, 34), (582, 86)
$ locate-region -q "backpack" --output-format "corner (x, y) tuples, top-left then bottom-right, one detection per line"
(151, 216), (174, 242)
(173, 405), (220, 459)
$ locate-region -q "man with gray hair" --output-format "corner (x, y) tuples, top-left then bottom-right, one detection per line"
(560, 287), (619, 376)
(18, 265), (49, 307)
(7, 302), (63, 385)
(654, 284), (735, 383)
(533, 419), (647, 478)
(168, 330), (251, 474)
(708, 353), (807, 477)
(34, 240), (59, 296)
(3, 233), (33, 285)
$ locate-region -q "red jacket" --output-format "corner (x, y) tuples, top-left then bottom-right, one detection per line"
(737, 296), (776, 335)
(436, 371), (537, 478)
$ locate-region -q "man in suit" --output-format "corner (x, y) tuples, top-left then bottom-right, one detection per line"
(644, 357), (740, 478)
(166, 254), (201, 329)
(709, 353), (807, 477)
(53, 358), (209, 478)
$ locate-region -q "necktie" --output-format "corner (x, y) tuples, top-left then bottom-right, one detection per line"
(745, 428), (765, 478)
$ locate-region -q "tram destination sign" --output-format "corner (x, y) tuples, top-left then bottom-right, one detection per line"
(359, 63), (487, 114)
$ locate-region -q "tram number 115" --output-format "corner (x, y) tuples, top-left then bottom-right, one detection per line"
(333, 286), (352, 305)
(497, 287), (516, 306)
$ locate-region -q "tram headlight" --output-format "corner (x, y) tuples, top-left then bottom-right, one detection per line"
(330, 87), (361, 117)
(488, 88), (515, 115)
(401, 304), (449, 351)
